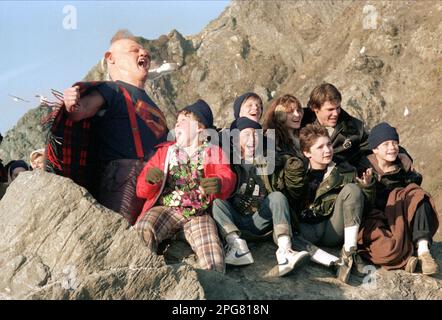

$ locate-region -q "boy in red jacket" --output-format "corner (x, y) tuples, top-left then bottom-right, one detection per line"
(135, 100), (236, 273)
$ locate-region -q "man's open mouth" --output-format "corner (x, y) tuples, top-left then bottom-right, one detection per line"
(138, 58), (148, 69)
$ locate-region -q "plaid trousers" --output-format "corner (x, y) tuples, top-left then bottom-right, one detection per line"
(135, 206), (225, 273)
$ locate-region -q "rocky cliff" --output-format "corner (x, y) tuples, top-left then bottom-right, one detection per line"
(0, 171), (205, 299)
(0, 0), (441, 299)
(1, 171), (441, 299)
(0, 104), (49, 164)
(1, 1), (441, 214)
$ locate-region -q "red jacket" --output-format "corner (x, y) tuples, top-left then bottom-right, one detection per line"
(136, 141), (236, 223)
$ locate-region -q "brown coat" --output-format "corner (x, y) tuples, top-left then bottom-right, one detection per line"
(358, 183), (439, 270)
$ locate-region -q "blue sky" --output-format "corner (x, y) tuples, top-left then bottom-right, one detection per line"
(0, 0), (229, 135)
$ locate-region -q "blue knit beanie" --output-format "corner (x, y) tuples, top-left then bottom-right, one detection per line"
(368, 122), (399, 149)
(5, 160), (29, 178)
(233, 92), (263, 119)
(181, 99), (214, 129)
(235, 117), (262, 132)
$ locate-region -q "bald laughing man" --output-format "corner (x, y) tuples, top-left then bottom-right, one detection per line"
(53, 30), (169, 225)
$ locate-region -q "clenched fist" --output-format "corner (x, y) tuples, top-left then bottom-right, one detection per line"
(64, 86), (81, 113)
(200, 177), (221, 195)
(146, 167), (164, 184)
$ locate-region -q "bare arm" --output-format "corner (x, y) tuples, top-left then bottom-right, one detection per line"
(64, 86), (105, 122)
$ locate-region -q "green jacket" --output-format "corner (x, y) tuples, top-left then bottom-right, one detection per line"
(271, 152), (307, 205)
(303, 161), (375, 219)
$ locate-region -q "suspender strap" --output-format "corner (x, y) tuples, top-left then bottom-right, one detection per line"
(118, 85), (144, 160)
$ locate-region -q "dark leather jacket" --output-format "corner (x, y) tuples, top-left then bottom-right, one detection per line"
(302, 108), (369, 166)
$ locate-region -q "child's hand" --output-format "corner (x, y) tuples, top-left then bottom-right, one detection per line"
(146, 167), (164, 184)
(356, 168), (373, 187)
(201, 177), (221, 195)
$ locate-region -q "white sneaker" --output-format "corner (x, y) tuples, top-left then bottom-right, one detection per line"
(276, 248), (309, 277)
(225, 238), (254, 266)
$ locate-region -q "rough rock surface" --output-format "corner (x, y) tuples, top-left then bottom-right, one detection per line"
(0, 172), (441, 300)
(0, 104), (50, 164)
(165, 237), (442, 300)
(0, 0), (441, 299)
(0, 171), (205, 300)
(1, 1), (441, 220)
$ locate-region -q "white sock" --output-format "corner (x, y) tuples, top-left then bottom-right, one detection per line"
(344, 225), (359, 252)
(417, 239), (430, 256)
(277, 235), (292, 251)
(311, 248), (339, 267)
(226, 232), (240, 246)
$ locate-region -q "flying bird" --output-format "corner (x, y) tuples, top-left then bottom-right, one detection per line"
(8, 94), (30, 103)
(35, 94), (49, 104)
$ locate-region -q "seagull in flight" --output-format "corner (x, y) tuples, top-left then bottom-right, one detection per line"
(35, 94), (49, 104)
(8, 94), (30, 103)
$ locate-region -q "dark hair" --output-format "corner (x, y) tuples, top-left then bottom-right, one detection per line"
(263, 94), (303, 150)
(177, 99), (214, 130)
(5, 160), (29, 180)
(299, 124), (330, 152)
(307, 83), (342, 111)
(177, 109), (206, 129)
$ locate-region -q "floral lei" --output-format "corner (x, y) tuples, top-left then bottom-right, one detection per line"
(161, 143), (210, 218)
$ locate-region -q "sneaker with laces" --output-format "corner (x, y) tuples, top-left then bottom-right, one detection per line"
(225, 238), (254, 266)
(418, 252), (439, 275)
(276, 248), (309, 277)
(336, 246), (356, 283)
